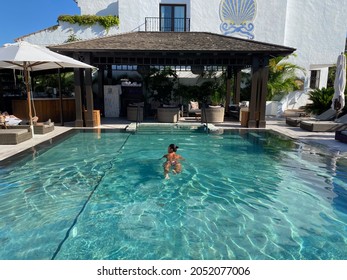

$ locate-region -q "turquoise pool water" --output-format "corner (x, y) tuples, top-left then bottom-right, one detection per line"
(1, 127), (347, 260)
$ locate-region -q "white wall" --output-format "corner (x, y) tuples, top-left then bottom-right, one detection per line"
(253, 0), (288, 45)
(118, 0), (158, 32)
(283, 0), (347, 88)
(77, 0), (118, 16)
(21, 22), (119, 46)
(285, 0), (347, 67)
(190, 0), (220, 34)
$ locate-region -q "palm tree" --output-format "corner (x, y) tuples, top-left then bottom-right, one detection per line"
(145, 67), (178, 105)
(267, 55), (305, 100)
(304, 87), (334, 115)
(238, 55), (305, 101)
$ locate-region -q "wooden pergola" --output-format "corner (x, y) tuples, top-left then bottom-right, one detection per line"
(50, 31), (295, 128)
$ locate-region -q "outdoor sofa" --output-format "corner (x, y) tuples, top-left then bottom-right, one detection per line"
(0, 127), (32, 145)
(286, 108), (336, 127)
(299, 114), (347, 132)
(188, 101), (201, 117)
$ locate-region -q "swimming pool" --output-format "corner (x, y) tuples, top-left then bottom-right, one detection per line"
(1, 126), (347, 260)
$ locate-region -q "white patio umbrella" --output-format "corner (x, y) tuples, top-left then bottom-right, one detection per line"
(331, 53), (346, 112)
(0, 41), (94, 135)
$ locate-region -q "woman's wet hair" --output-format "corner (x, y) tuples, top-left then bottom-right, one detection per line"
(169, 143), (178, 152)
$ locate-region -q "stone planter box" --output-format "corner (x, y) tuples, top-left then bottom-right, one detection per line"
(127, 106), (143, 121)
(201, 106), (225, 123)
(157, 107), (180, 123)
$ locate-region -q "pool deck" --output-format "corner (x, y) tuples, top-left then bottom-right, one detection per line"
(1, 116), (347, 161)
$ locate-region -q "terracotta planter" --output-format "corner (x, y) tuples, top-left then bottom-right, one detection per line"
(127, 106), (143, 121)
(157, 107), (180, 123)
(201, 106), (225, 123)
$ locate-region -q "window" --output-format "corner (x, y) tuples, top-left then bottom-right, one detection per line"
(310, 70), (320, 89)
(160, 4), (186, 32)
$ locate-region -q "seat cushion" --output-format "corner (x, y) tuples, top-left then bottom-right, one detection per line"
(190, 101), (199, 110)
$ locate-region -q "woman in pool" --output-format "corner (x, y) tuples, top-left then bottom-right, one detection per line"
(162, 143), (184, 179)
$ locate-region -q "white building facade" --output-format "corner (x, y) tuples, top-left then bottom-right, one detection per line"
(18, 0), (347, 90)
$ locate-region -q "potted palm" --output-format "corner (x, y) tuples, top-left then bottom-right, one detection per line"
(146, 67), (180, 122)
(200, 79), (226, 123)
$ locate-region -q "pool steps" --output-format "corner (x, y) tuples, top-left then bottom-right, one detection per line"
(126, 122), (220, 133)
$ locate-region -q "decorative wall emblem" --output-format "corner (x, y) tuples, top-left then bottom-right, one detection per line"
(219, 0), (257, 39)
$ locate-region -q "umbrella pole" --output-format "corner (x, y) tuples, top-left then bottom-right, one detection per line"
(24, 65), (34, 137)
(58, 69), (64, 125)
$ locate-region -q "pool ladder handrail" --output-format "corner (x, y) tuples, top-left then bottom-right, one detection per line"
(135, 105), (141, 132)
(201, 103), (209, 134)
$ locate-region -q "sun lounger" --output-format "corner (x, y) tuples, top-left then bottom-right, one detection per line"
(9, 120), (54, 134)
(286, 108), (336, 127)
(0, 127), (32, 145)
(33, 122), (54, 134)
(300, 114), (347, 132)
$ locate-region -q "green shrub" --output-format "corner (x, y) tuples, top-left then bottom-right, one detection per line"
(304, 87), (334, 115)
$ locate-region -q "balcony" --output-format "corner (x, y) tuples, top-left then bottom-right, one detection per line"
(145, 17), (190, 32)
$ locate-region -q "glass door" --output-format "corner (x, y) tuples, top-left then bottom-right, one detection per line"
(160, 4), (186, 32)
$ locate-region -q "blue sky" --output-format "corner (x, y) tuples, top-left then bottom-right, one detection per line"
(0, 0), (80, 46)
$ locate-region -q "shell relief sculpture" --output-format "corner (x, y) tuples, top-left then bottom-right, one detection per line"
(220, 0), (257, 39)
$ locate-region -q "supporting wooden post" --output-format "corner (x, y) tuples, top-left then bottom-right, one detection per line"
(258, 56), (269, 128)
(58, 69), (64, 126)
(98, 66), (105, 117)
(233, 67), (241, 105)
(84, 53), (94, 127)
(107, 65), (113, 85)
(249, 57), (260, 128)
(74, 68), (84, 127)
(225, 67), (232, 112)
(248, 56), (270, 128)
(84, 68), (94, 127)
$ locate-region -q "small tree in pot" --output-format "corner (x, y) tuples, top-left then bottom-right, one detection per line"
(199, 77), (226, 123)
(146, 67), (180, 122)
(146, 67), (178, 105)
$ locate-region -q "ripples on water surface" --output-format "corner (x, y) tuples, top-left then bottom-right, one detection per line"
(0, 128), (347, 260)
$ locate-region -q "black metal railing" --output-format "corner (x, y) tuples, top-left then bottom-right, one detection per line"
(145, 17), (190, 32)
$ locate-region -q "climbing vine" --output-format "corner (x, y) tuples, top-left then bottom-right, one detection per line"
(58, 15), (120, 31)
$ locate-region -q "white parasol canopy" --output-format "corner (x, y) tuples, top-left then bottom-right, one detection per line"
(331, 53), (346, 111)
(0, 41), (94, 134)
(0, 41), (93, 71)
